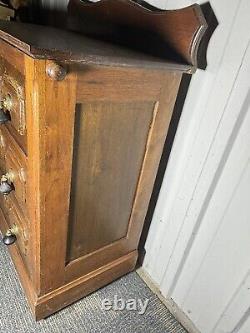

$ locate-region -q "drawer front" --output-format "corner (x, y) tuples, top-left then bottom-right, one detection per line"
(0, 195), (30, 272)
(0, 127), (27, 212)
(0, 57), (26, 151)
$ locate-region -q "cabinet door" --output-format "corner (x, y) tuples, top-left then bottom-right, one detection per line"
(35, 64), (181, 291)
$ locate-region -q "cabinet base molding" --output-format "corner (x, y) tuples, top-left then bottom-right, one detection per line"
(35, 251), (138, 320)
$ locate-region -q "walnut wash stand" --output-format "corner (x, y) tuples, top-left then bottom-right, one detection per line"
(0, 0), (207, 320)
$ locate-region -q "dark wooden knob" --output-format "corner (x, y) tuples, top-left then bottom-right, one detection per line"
(2, 230), (17, 246)
(0, 108), (10, 124)
(46, 62), (67, 81)
(0, 178), (14, 195)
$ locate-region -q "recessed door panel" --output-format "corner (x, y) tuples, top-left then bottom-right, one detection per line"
(67, 101), (155, 262)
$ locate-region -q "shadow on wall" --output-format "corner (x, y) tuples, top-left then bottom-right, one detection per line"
(138, 1), (218, 265)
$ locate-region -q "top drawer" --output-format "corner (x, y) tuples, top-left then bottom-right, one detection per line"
(0, 57), (26, 152)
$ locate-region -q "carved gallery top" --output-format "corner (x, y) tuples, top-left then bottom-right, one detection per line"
(0, 0), (207, 73)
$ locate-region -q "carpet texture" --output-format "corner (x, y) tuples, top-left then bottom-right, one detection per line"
(0, 242), (187, 333)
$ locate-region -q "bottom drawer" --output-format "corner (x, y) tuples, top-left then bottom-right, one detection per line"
(0, 195), (30, 274)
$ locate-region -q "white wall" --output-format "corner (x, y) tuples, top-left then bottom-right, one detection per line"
(143, 1), (250, 332)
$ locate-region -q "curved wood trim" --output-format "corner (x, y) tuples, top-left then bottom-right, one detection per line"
(68, 0), (208, 69)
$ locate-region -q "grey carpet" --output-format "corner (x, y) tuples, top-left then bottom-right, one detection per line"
(0, 242), (187, 333)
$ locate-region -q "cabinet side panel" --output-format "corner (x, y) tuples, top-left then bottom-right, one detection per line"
(67, 101), (155, 261)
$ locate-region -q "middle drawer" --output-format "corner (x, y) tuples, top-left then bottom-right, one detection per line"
(0, 126), (27, 213)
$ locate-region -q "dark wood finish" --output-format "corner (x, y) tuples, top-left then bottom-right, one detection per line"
(0, 20), (193, 72)
(0, 0), (207, 74)
(0, 0), (207, 320)
(68, 0), (207, 68)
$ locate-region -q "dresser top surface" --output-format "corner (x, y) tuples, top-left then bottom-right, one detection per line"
(0, 20), (193, 72)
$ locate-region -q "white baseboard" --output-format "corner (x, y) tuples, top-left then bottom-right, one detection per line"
(137, 267), (201, 333)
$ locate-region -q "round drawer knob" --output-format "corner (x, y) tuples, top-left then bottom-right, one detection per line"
(0, 175), (14, 195)
(0, 108), (10, 124)
(2, 229), (17, 246)
(46, 62), (67, 81)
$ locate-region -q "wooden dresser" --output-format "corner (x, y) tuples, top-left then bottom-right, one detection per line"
(0, 0), (207, 320)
